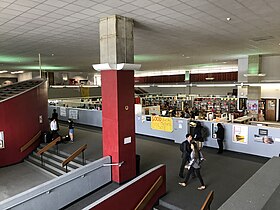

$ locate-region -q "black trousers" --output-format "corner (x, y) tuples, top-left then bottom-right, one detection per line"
(179, 156), (188, 177)
(217, 139), (223, 153)
(184, 167), (205, 186)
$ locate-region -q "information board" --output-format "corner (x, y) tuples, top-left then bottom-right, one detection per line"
(151, 116), (173, 132)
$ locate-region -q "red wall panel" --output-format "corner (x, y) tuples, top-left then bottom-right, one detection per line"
(101, 70), (136, 183)
(90, 165), (166, 210)
(0, 81), (48, 167)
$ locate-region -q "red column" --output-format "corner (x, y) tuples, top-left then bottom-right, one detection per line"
(101, 70), (136, 183)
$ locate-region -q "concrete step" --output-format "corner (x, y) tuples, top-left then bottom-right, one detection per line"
(30, 152), (76, 172)
(158, 200), (184, 210)
(153, 204), (172, 210)
(25, 157), (63, 177)
(34, 149), (83, 169)
(38, 144), (89, 165)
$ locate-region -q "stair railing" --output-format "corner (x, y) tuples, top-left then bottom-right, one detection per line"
(36, 136), (61, 165)
(134, 175), (163, 210)
(20, 131), (41, 152)
(62, 144), (87, 173)
(200, 190), (214, 210)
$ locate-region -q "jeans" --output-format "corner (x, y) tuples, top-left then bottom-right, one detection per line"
(184, 166), (205, 186)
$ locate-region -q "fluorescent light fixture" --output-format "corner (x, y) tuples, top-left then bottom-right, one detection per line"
(205, 77), (214, 80)
(11, 71), (24, 74)
(196, 84), (236, 87)
(158, 85), (186, 87)
(0, 70), (8, 73)
(92, 63), (141, 71)
(135, 85), (150, 87)
(81, 85), (99, 88)
(243, 73), (266, 77)
(135, 66), (238, 77)
(65, 85), (79, 88)
(50, 85), (64, 88)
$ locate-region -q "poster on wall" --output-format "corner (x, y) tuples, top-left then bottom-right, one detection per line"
(232, 125), (248, 144)
(60, 107), (67, 117)
(0, 131), (4, 149)
(211, 123), (218, 139)
(151, 116), (173, 132)
(254, 129), (274, 144)
(247, 99), (258, 115)
(69, 109), (79, 120)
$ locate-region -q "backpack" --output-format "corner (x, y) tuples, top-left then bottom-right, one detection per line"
(201, 126), (209, 139)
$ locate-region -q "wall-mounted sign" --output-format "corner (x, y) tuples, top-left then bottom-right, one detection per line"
(60, 107), (67, 117)
(211, 123), (218, 139)
(69, 109), (79, 120)
(259, 129), (268, 136)
(151, 116), (173, 132)
(232, 125), (248, 144)
(0, 131), (4, 149)
(39, 115), (43, 124)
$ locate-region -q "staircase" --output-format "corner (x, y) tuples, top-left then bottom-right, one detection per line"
(153, 200), (184, 210)
(25, 144), (88, 177)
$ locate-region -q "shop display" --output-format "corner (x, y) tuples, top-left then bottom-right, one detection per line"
(193, 97), (237, 113)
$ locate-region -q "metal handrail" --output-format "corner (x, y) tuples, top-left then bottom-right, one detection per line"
(134, 176), (163, 210)
(20, 131), (41, 152)
(62, 144), (87, 172)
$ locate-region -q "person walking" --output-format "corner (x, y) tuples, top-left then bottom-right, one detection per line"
(179, 134), (193, 178)
(216, 123), (225, 154)
(68, 119), (74, 142)
(179, 142), (206, 190)
(51, 109), (59, 130)
(50, 118), (58, 139)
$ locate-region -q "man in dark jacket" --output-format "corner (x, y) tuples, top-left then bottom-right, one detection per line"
(216, 123), (225, 154)
(179, 134), (193, 178)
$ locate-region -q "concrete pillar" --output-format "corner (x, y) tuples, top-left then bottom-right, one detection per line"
(99, 15), (134, 64)
(238, 55), (261, 119)
(95, 15), (138, 183)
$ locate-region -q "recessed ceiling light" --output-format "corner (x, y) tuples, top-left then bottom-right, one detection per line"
(223, 61), (227, 63)
(186, 56), (190, 59)
(226, 17), (231, 21)
(51, 53), (55, 56)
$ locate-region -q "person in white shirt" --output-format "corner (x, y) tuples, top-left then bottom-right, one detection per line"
(50, 118), (58, 138)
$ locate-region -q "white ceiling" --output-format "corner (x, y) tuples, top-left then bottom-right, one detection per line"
(0, 0), (280, 74)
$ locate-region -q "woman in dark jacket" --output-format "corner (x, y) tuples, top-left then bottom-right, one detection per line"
(216, 123), (225, 154)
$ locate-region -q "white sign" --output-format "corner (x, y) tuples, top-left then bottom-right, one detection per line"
(232, 125), (248, 144)
(69, 109), (79, 120)
(60, 107), (67, 117)
(124, 137), (132, 144)
(0, 131), (4, 149)
(39, 115), (43, 124)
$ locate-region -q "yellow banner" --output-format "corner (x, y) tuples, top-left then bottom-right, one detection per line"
(151, 116), (173, 132)
(80, 87), (90, 97)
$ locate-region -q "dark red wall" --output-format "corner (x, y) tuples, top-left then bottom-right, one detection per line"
(90, 165), (166, 210)
(0, 81), (48, 167)
(134, 72), (237, 84)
